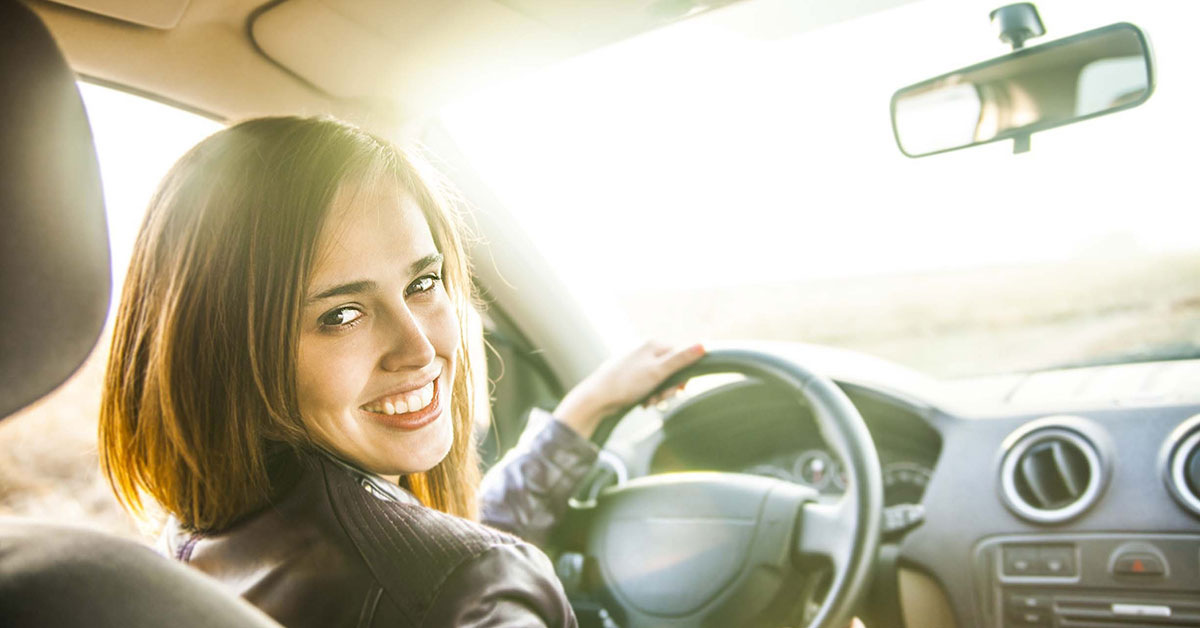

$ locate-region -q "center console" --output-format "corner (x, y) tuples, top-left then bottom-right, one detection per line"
(974, 534), (1200, 627)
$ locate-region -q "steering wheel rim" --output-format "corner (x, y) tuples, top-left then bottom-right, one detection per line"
(583, 346), (883, 628)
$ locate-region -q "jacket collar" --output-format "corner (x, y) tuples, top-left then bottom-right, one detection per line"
(317, 448), (422, 506)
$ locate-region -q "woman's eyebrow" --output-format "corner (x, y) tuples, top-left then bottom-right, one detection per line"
(307, 253), (444, 303)
(308, 280), (375, 303)
(411, 252), (444, 274)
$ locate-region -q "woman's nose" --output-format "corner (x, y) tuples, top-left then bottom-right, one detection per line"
(378, 306), (437, 372)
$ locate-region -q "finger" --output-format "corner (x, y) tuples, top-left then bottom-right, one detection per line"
(658, 342), (706, 373)
(656, 382), (688, 403)
(645, 362), (698, 408)
(642, 339), (671, 358)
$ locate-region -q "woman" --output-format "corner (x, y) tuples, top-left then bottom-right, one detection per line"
(100, 116), (702, 627)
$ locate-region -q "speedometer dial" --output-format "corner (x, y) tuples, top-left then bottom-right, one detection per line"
(793, 450), (836, 490)
(882, 462), (932, 506)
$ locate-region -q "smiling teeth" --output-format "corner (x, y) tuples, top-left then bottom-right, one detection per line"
(364, 380), (435, 415)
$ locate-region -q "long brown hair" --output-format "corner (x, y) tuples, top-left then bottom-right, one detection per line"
(100, 116), (480, 532)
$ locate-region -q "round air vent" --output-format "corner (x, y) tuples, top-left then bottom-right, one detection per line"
(1162, 414), (1200, 518)
(1000, 425), (1105, 524)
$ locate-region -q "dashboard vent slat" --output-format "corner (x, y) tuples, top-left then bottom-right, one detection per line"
(1014, 439), (1091, 509)
(1001, 424), (1105, 524)
(1052, 441), (1087, 496)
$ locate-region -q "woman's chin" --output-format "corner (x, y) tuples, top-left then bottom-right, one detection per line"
(372, 407), (455, 475)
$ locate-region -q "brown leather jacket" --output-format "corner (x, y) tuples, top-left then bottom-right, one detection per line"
(164, 414), (599, 628)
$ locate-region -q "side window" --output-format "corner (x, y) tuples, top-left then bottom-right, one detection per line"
(478, 304), (563, 470)
(81, 83), (223, 293)
(0, 83), (221, 539)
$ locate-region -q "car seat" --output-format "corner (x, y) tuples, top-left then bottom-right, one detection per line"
(0, 2), (279, 626)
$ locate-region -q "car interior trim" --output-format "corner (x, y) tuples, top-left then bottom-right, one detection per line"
(999, 425), (1106, 524)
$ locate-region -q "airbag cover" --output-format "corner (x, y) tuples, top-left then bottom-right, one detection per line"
(588, 473), (776, 616)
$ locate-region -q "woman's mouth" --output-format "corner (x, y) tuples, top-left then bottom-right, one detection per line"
(359, 375), (444, 431)
(361, 379), (435, 415)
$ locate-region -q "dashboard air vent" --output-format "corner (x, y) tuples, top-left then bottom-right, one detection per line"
(1163, 414), (1200, 518)
(1014, 439), (1090, 509)
(1001, 426), (1104, 524)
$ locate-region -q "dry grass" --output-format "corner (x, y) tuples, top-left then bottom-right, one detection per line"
(620, 253), (1200, 378)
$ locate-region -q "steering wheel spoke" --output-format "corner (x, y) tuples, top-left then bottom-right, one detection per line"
(798, 499), (856, 570)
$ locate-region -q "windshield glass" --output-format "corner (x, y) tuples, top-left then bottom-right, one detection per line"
(439, 0), (1200, 379)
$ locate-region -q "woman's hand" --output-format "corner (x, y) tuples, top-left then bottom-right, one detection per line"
(554, 341), (706, 439)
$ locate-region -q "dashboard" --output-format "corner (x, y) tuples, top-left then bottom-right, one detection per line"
(742, 449), (932, 507)
(616, 359), (1200, 628)
(645, 378), (943, 508)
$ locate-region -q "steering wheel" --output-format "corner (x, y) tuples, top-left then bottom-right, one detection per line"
(570, 347), (883, 628)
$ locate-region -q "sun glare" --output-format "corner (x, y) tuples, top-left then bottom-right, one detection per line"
(78, 82), (222, 299)
(440, 0), (1199, 295)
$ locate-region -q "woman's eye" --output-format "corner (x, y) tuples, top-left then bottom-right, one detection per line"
(406, 273), (441, 296)
(319, 307), (364, 328)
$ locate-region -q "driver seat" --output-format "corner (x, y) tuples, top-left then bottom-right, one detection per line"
(0, 3), (278, 626)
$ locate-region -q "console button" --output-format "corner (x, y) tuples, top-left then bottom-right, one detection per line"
(1009, 609), (1049, 626)
(1003, 546), (1039, 576)
(1008, 593), (1050, 612)
(1113, 553), (1165, 576)
(1039, 546), (1076, 576)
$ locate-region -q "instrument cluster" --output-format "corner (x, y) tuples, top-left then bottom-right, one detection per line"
(743, 449), (932, 507)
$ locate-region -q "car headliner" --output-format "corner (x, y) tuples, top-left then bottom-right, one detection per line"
(29, 0), (921, 134)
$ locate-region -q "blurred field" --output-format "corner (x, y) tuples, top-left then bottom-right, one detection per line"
(3, 252), (1199, 539)
(620, 252), (1200, 378)
(0, 323), (140, 537)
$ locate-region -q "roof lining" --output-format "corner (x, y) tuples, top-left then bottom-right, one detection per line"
(78, 73), (228, 122)
(245, 0), (333, 101)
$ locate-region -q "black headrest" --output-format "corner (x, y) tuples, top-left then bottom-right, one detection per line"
(0, 2), (111, 420)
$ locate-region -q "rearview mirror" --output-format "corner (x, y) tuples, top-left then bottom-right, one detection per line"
(891, 22), (1153, 157)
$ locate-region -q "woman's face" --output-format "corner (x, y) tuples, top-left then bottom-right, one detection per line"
(296, 180), (458, 479)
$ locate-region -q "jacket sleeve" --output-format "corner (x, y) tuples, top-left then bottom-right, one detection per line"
(479, 409), (599, 547)
(420, 543), (578, 628)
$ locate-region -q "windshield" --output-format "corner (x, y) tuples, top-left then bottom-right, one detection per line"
(439, 0), (1200, 379)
